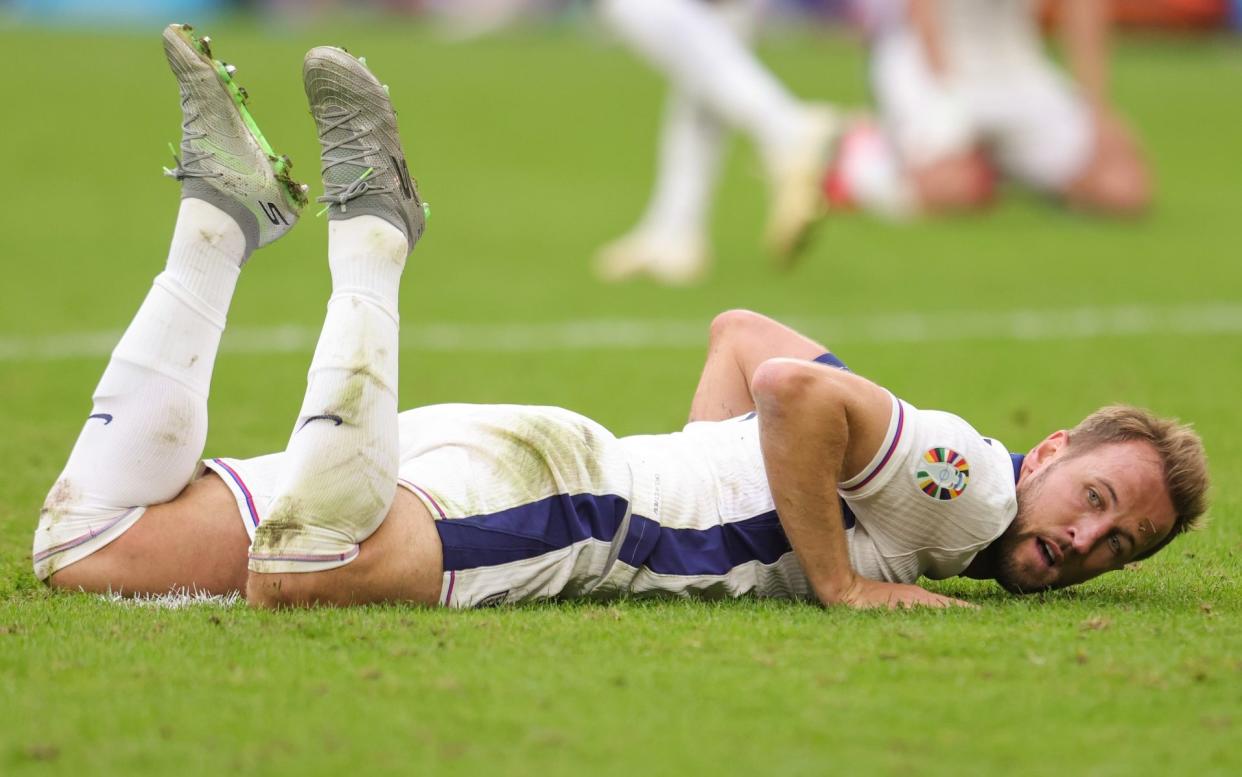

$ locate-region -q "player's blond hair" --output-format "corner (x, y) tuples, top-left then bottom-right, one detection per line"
(1067, 405), (1210, 559)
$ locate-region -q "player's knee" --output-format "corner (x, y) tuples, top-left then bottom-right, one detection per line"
(275, 474), (393, 538)
(46, 564), (89, 592)
(244, 572), (287, 608)
(246, 570), (321, 608)
(46, 547), (124, 594)
(245, 564), (365, 608)
(33, 482), (142, 589)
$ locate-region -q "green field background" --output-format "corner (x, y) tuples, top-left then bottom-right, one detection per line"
(0, 18), (1239, 776)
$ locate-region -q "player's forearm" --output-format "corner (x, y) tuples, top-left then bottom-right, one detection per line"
(1062, 0), (1111, 108)
(909, 0), (949, 77)
(689, 311), (828, 422)
(753, 360), (858, 603)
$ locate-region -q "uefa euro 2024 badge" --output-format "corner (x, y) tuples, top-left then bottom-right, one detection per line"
(916, 447), (970, 500)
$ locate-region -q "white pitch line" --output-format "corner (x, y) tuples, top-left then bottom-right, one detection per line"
(1, 303), (1240, 362)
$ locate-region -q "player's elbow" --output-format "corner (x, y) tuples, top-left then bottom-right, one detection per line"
(709, 310), (798, 360)
(752, 358), (844, 411)
(709, 309), (771, 343)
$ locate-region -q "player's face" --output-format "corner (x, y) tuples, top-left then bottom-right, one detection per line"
(994, 439), (1176, 594)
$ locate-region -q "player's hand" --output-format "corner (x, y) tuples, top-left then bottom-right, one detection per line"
(835, 576), (975, 610)
(1091, 106), (1142, 159)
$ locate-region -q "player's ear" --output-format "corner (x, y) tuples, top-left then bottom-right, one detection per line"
(1022, 430), (1070, 478)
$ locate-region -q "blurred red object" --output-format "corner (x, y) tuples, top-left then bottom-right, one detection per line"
(1040, 0), (1229, 29)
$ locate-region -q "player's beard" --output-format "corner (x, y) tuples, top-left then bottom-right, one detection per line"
(991, 462), (1057, 595)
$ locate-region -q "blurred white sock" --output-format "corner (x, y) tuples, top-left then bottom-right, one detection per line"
(634, 92), (725, 243)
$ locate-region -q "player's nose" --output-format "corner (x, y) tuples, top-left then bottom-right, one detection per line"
(1066, 514), (1110, 555)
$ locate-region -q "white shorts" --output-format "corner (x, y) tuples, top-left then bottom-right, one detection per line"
(206, 404), (638, 608)
(32, 501), (147, 582)
(208, 403), (814, 608)
(870, 28), (1093, 191)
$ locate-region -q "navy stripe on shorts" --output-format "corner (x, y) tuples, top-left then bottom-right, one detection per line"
(437, 495), (856, 574)
(437, 351), (855, 578)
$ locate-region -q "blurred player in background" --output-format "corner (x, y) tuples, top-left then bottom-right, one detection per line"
(595, 0), (840, 285)
(826, 0), (1151, 218)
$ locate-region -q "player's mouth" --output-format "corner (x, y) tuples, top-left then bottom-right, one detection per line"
(1036, 537), (1060, 568)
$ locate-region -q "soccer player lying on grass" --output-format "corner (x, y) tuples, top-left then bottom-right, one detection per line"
(33, 26), (1209, 610)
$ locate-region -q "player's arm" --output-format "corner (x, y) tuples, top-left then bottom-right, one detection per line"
(688, 310), (832, 422)
(908, 0), (949, 76)
(751, 359), (972, 609)
(1060, 0), (1111, 109)
(1060, 0), (1135, 141)
(1056, 0), (1147, 213)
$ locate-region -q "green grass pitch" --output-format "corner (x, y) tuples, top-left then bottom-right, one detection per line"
(1, 17), (1239, 776)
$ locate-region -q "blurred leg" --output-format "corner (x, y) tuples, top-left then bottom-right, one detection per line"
(595, 92), (725, 284)
(639, 92), (726, 249)
(634, 0), (768, 239)
(599, 0), (804, 161)
(597, 0), (776, 283)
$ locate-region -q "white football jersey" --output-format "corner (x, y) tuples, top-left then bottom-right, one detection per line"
(838, 393), (1017, 583)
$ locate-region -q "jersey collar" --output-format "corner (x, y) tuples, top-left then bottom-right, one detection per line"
(1010, 453), (1025, 484)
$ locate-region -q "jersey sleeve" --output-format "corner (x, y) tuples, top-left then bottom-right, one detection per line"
(838, 393), (1017, 582)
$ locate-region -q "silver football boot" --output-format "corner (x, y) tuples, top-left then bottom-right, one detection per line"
(303, 46), (426, 252)
(162, 24), (307, 256)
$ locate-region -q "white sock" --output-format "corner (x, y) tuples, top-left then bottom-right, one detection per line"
(251, 216), (407, 569)
(600, 0), (805, 161)
(635, 92), (726, 242)
(34, 199), (246, 578)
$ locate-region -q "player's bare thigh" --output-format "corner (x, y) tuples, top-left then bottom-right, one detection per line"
(49, 472), (250, 595)
(246, 487), (443, 608)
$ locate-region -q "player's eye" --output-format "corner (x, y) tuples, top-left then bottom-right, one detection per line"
(1108, 534), (1123, 556)
(1087, 487), (1102, 508)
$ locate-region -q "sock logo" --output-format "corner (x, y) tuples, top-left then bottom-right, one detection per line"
(298, 414), (344, 432)
(260, 201), (289, 225)
(88, 413), (113, 425)
(390, 155), (416, 202)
